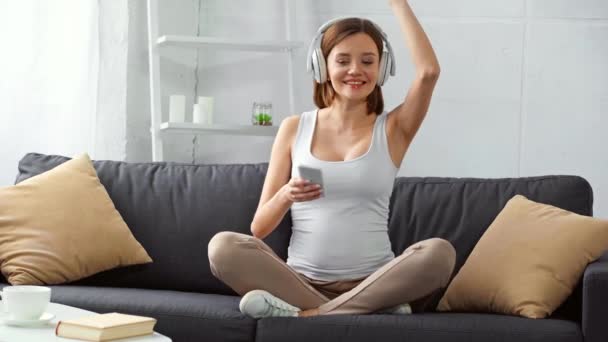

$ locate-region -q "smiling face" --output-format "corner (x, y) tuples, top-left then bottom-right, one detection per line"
(326, 32), (380, 103)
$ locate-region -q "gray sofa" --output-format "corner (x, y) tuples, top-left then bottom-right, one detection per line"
(2, 152), (607, 342)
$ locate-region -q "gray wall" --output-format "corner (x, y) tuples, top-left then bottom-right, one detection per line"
(126, 0), (608, 218)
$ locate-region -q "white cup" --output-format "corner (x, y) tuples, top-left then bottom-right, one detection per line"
(0, 286), (51, 320)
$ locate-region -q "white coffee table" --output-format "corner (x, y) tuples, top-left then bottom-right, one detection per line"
(0, 302), (171, 341)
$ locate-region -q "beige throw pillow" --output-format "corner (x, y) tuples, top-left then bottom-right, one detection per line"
(437, 194), (608, 318)
(0, 154), (152, 285)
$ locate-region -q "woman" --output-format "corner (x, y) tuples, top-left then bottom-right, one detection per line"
(208, 0), (456, 318)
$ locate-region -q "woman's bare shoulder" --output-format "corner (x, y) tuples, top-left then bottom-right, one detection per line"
(274, 114), (304, 160)
(282, 114), (301, 128)
(277, 114), (301, 140)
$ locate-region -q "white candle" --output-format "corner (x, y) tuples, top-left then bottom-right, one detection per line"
(197, 96), (214, 125)
(192, 104), (203, 124)
(169, 95), (186, 123)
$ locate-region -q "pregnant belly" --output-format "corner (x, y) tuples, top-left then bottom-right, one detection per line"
(288, 227), (392, 271)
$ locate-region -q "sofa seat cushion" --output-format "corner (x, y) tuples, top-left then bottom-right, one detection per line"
(12, 284), (256, 342)
(257, 313), (582, 342)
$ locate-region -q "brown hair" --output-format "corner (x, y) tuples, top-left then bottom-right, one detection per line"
(313, 18), (385, 115)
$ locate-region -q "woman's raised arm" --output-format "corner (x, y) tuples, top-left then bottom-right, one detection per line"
(388, 0), (440, 143)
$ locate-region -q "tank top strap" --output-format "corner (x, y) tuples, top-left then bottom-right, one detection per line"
(292, 110), (315, 164)
(371, 112), (396, 169)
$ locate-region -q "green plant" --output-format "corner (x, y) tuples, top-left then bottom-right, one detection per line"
(255, 113), (272, 125)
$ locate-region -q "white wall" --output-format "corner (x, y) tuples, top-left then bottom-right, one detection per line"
(2, 1), (606, 218)
(0, 0), (129, 186)
(96, 1), (129, 160)
(0, 0), (98, 185)
(127, 0), (607, 217)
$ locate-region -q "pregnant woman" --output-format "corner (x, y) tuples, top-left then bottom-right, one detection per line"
(208, 0), (456, 318)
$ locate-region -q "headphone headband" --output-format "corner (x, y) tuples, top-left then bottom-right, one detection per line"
(306, 17), (396, 78)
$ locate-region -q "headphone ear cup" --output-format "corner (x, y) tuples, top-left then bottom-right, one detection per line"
(311, 49), (320, 83)
(377, 51), (389, 86)
(314, 48), (327, 83)
(384, 51), (393, 86)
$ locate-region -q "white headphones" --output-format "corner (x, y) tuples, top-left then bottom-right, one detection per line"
(306, 17), (396, 86)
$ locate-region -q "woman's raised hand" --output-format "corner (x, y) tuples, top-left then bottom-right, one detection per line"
(282, 177), (323, 203)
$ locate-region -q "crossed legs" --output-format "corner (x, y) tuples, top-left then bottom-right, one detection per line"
(208, 231), (455, 316)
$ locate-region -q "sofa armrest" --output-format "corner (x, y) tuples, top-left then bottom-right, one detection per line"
(583, 251), (608, 342)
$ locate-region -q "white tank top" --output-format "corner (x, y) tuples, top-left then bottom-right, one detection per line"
(286, 109), (398, 281)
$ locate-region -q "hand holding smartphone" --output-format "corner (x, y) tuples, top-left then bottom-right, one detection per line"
(297, 165), (324, 197)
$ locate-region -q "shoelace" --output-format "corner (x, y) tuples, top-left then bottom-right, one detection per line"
(263, 296), (297, 316)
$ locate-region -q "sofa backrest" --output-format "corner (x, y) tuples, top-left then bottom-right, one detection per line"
(12, 153), (593, 320)
(387, 175), (592, 321)
(388, 176), (593, 272)
(13, 153), (292, 295)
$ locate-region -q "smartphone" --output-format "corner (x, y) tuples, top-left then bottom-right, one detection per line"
(297, 165), (324, 197)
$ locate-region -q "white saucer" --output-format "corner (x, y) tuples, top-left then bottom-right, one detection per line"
(1, 312), (55, 327)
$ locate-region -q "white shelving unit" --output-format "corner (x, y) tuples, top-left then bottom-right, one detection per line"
(156, 35), (302, 52)
(160, 122), (279, 136)
(146, 0), (302, 161)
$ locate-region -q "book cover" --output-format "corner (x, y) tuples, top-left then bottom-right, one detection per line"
(56, 312), (157, 341)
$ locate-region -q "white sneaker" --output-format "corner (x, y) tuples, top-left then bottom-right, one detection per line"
(239, 290), (301, 318)
(380, 303), (412, 315)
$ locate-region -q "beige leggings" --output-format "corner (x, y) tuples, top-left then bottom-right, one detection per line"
(208, 232), (456, 315)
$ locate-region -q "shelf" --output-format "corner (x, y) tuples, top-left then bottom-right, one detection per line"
(147, 0), (298, 161)
(159, 122), (278, 136)
(156, 35), (303, 52)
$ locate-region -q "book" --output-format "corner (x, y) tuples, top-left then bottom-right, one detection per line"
(55, 312), (157, 341)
